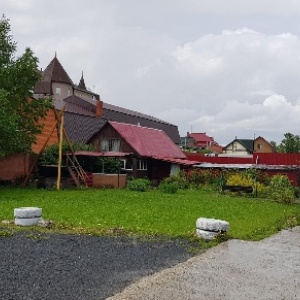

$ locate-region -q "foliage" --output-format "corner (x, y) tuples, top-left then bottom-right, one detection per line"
(92, 158), (122, 174)
(127, 178), (150, 192)
(158, 179), (179, 194)
(226, 172), (265, 193)
(0, 188), (299, 240)
(294, 187), (300, 198)
(38, 143), (123, 174)
(277, 132), (300, 153)
(38, 142), (95, 165)
(0, 15), (52, 158)
(164, 169), (222, 190)
(163, 170), (190, 189)
(265, 175), (295, 204)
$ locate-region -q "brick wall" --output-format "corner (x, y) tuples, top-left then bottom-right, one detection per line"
(0, 153), (34, 181)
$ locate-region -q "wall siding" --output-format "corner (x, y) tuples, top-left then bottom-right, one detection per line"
(32, 109), (59, 154)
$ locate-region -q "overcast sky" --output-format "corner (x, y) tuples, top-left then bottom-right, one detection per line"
(2, 0), (300, 145)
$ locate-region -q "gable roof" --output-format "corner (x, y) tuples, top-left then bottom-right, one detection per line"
(188, 133), (214, 143)
(64, 112), (106, 144)
(108, 121), (186, 159)
(255, 136), (273, 147)
(225, 138), (254, 152)
(237, 139), (254, 152)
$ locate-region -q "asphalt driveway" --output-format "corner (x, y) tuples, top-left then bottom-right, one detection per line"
(0, 230), (193, 300)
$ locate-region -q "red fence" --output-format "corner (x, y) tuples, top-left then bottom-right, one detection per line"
(185, 153), (253, 164)
(254, 153), (300, 165)
(185, 152), (300, 186)
(185, 152), (300, 166)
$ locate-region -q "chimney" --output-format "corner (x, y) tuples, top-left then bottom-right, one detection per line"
(96, 99), (103, 117)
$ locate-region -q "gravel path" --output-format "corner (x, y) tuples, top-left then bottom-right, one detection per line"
(108, 226), (300, 300)
(1, 227), (300, 300)
(0, 231), (193, 300)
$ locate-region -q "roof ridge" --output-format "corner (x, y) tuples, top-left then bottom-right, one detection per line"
(109, 120), (165, 133)
(103, 102), (175, 126)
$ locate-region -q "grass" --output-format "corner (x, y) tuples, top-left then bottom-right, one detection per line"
(0, 187), (299, 241)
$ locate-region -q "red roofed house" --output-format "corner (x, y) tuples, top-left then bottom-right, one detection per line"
(89, 121), (195, 184)
(183, 132), (223, 154)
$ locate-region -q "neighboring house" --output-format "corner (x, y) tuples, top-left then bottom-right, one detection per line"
(253, 136), (275, 153)
(88, 121), (195, 183)
(180, 132), (222, 154)
(223, 138), (254, 156)
(33, 55), (181, 150)
(223, 136), (274, 156)
(34, 54), (100, 102)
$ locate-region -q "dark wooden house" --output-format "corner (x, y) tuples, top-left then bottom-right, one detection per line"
(89, 121), (195, 183)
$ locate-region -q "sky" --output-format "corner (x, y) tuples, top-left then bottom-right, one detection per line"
(2, 0), (300, 146)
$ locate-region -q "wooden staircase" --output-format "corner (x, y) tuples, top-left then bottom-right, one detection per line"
(66, 154), (88, 187)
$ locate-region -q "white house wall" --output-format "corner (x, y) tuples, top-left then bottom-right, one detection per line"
(224, 141), (249, 155)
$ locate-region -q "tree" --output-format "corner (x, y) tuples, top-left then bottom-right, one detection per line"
(277, 133), (300, 153)
(0, 15), (52, 158)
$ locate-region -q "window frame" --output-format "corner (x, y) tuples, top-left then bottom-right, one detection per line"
(101, 138), (121, 152)
(55, 87), (61, 95)
(120, 159), (133, 170)
(137, 159), (148, 170)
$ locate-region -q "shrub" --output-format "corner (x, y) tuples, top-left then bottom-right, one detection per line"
(267, 175), (295, 204)
(93, 158), (122, 174)
(294, 187), (300, 198)
(162, 171), (190, 189)
(127, 178), (150, 192)
(158, 180), (179, 194)
(226, 173), (253, 187)
(225, 170), (266, 194)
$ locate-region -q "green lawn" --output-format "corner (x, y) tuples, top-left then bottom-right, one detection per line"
(0, 188), (299, 240)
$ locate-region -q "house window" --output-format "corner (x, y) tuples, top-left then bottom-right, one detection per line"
(120, 159), (133, 170)
(55, 87), (61, 95)
(258, 144), (263, 149)
(137, 160), (147, 170)
(101, 139), (121, 152)
(170, 164), (180, 175)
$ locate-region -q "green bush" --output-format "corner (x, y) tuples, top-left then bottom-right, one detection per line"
(267, 175), (295, 204)
(158, 180), (179, 194)
(127, 178), (150, 192)
(166, 171), (190, 189)
(92, 158), (122, 174)
(294, 187), (300, 198)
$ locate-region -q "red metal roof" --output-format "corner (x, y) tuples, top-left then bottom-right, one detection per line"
(109, 121), (186, 159)
(188, 133), (214, 143)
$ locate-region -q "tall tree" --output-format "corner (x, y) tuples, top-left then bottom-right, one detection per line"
(0, 15), (52, 158)
(277, 133), (300, 153)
